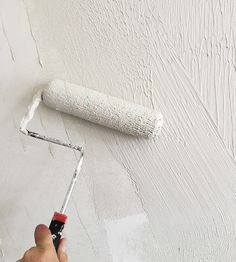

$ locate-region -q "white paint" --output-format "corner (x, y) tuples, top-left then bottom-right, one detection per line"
(105, 214), (149, 262)
(154, 0), (236, 159)
(43, 80), (163, 138)
(20, 89), (42, 134)
(0, 0), (236, 261)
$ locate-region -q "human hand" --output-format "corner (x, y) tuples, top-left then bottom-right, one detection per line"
(17, 224), (68, 262)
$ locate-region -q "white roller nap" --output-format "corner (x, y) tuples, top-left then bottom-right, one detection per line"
(42, 80), (163, 138)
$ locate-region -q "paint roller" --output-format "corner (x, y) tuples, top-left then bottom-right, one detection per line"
(20, 79), (163, 249)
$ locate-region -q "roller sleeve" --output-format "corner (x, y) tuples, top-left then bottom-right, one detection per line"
(42, 80), (163, 138)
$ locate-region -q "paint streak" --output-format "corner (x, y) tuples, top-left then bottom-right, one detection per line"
(72, 200), (97, 257)
(0, 14), (15, 62)
(22, 0), (43, 68)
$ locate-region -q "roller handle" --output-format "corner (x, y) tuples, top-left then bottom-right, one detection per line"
(49, 212), (68, 251)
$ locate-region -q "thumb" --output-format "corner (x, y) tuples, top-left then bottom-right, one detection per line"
(34, 224), (55, 250)
(57, 238), (68, 262)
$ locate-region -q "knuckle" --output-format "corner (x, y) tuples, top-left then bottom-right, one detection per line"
(22, 247), (45, 261)
(22, 250), (32, 261)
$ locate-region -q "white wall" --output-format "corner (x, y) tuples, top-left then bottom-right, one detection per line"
(0, 0), (236, 261)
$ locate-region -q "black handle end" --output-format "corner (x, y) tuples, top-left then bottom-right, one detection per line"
(49, 212), (67, 251)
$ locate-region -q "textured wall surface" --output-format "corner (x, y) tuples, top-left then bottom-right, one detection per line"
(157, 0), (236, 160)
(0, 0), (236, 261)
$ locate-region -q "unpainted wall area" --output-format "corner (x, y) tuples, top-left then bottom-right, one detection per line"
(0, 0), (236, 261)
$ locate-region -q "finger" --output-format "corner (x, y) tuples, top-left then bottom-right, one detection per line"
(16, 247), (35, 261)
(57, 238), (68, 262)
(34, 224), (55, 250)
